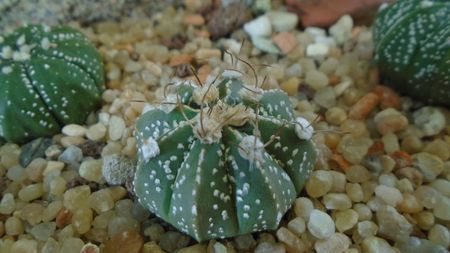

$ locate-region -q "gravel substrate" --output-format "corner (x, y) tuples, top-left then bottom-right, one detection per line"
(1, 2), (450, 253)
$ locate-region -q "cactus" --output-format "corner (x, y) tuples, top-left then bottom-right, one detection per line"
(373, 0), (450, 106)
(0, 24), (104, 143)
(134, 76), (317, 241)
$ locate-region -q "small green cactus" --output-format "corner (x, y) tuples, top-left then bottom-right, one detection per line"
(0, 24), (104, 143)
(134, 76), (317, 241)
(373, 0), (450, 106)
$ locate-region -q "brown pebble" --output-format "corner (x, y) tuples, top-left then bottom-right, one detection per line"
(184, 14), (205, 26)
(272, 32), (298, 54)
(56, 208), (72, 228)
(103, 230), (143, 253)
(348, 92), (380, 120)
(169, 54), (194, 67)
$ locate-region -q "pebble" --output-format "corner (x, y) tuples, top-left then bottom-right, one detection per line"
(144, 223), (165, 242)
(159, 231), (191, 252)
(58, 145), (83, 169)
(362, 236), (396, 253)
(413, 106), (446, 136)
(354, 221), (378, 242)
(81, 243), (100, 253)
(306, 43), (329, 58)
(373, 108), (409, 135)
(413, 152), (444, 182)
(0, 193), (15, 214)
(376, 205), (412, 242)
(142, 242), (165, 253)
(62, 124), (87, 137)
(396, 237), (448, 253)
(329, 15), (353, 44)
(11, 239), (38, 253)
(276, 227), (305, 253)
(254, 242), (286, 253)
(430, 179), (450, 197)
(335, 209), (358, 232)
(293, 197), (314, 220)
(267, 11), (298, 32)
(19, 138), (53, 167)
(178, 244), (207, 253)
(306, 170), (333, 198)
(428, 224), (450, 248)
(252, 36), (281, 54)
(307, 209), (335, 240)
(89, 189), (114, 213)
(243, 15), (272, 38)
(103, 230), (143, 253)
(433, 196), (450, 221)
(314, 87), (337, 109)
(234, 234), (256, 251)
(337, 135), (373, 164)
(273, 32), (297, 54)
(64, 185), (91, 211)
(86, 123), (107, 141)
(79, 159), (103, 183)
(30, 222), (56, 241)
(325, 107), (347, 125)
(305, 69), (329, 90)
(287, 217), (306, 236)
(5, 216), (24, 235)
(323, 193), (352, 210)
(374, 185), (403, 206)
(314, 233), (351, 253)
(108, 116), (126, 141)
(18, 183), (44, 202)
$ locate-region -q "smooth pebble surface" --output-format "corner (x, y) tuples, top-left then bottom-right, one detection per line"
(1, 2), (450, 253)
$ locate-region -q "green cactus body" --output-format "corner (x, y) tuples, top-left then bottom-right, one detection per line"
(0, 25), (104, 143)
(373, 0), (450, 106)
(134, 78), (317, 241)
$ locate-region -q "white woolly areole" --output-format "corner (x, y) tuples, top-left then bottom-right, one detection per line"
(193, 84), (219, 105)
(295, 117), (314, 140)
(141, 137), (160, 162)
(238, 135), (265, 162)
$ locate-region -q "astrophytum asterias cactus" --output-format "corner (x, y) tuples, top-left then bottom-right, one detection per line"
(0, 25), (104, 143)
(134, 77), (317, 241)
(373, 0), (450, 106)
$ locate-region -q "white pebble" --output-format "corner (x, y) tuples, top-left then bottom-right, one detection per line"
(267, 11), (298, 32)
(62, 124), (86, 137)
(108, 116), (126, 141)
(306, 43), (329, 58)
(307, 209), (335, 239)
(244, 15), (272, 38)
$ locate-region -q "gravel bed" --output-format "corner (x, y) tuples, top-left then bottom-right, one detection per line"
(0, 2), (449, 253)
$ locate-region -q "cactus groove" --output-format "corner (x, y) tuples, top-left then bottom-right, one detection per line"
(0, 25), (104, 143)
(134, 77), (317, 241)
(373, 0), (450, 106)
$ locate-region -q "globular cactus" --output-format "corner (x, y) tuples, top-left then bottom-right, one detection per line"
(134, 76), (317, 241)
(0, 24), (104, 143)
(373, 0), (450, 106)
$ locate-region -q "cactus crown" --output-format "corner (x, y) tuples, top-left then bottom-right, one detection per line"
(134, 74), (317, 241)
(0, 25), (104, 143)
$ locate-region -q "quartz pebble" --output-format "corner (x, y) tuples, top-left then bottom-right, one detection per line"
(374, 185), (403, 206)
(287, 217), (306, 236)
(307, 210), (335, 239)
(323, 193), (352, 210)
(243, 15), (272, 38)
(433, 196), (450, 221)
(376, 205), (412, 242)
(11, 239), (38, 253)
(267, 11), (298, 32)
(86, 123), (107, 141)
(396, 237), (448, 253)
(335, 209), (358, 232)
(293, 197), (314, 220)
(314, 233), (351, 253)
(306, 43), (329, 58)
(362, 236), (396, 253)
(306, 170), (332, 198)
(108, 116), (126, 141)
(413, 152), (444, 182)
(254, 242), (286, 253)
(374, 108), (409, 135)
(428, 224), (450, 248)
(329, 15), (353, 44)
(276, 227), (305, 253)
(413, 106), (446, 136)
(159, 231), (191, 252)
(62, 124), (87, 137)
(79, 159), (103, 183)
(104, 230), (143, 253)
(58, 145), (83, 169)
